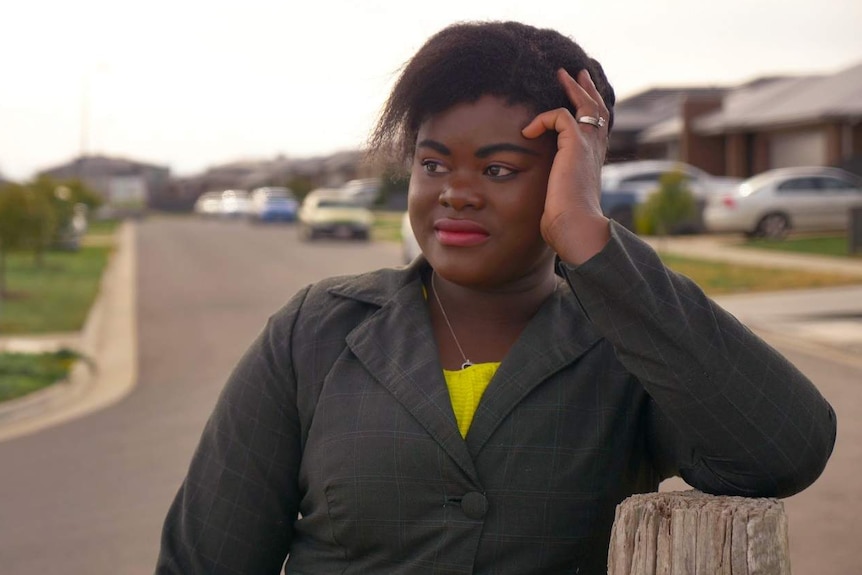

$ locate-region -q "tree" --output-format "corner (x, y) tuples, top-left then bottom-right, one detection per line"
(56, 177), (103, 211)
(0, 184), (35, 297)
(20, 177), (60, 266)
(25, 176), (103, 260)
(286, 176), (315, 201)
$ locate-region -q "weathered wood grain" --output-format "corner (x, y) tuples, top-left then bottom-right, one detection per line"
(608, 490), (790, 574)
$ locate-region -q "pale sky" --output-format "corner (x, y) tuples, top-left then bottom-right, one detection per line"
(1, 0), (860, 181)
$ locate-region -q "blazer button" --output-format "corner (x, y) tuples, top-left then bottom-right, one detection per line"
(461, 491), (488, 520)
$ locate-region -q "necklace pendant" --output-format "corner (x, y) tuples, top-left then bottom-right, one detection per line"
(461, 360), (474, 370)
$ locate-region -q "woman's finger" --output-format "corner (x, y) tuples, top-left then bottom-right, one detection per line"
(521, 107), (576, 140)
(558, 68), (609, 135)
(575, 69), (609, 118)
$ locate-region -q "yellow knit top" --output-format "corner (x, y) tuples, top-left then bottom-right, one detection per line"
(423, 283), (500, 437)
(443, 363), (500, 438)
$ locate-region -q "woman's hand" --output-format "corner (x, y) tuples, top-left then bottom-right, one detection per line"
(522, 68), (611, 265)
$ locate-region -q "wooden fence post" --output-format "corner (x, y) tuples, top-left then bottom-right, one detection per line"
(608, 490), (790, 574)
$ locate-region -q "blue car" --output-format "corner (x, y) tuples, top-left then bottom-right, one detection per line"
(249, 187), (299, 222)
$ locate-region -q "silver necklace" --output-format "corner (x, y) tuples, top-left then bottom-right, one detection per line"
(431, 272), (473, 370)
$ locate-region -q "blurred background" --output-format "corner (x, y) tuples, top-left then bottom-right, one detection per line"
(2, 1), (862, 574)
(2, 0), (861, 188)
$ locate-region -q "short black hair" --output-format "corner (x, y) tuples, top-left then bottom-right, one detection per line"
(368, 21), (616, 164)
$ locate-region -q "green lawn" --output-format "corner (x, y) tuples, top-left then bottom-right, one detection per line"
(0, 349), (79, 401)
(372, 210), (404, 242)
(0, 244), (113, 334)
(86, 218), (120, 236)
(0, 224), (115, 401)
(742, 233), (862, 258)
(660, 253), (861, 295)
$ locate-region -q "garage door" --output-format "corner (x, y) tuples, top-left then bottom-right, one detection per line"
(769, 129), (827, 168)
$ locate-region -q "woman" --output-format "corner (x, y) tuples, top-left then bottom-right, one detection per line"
(157, 21), (836, 574)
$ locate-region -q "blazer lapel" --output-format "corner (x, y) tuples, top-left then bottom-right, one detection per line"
(465, 279), (602, 456)
(341, 270), (480, 484)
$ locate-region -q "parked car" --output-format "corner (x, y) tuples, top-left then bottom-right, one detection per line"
(703, 166), (862, 239)
(193, 189), (251, 218)
(600, 190), (638, 232)
(401, 212), (421, 263)
(339, 178), (382, 208)
(193, 191), (225, 217)
(298, 190), (374, 240)
(249, 187), (299, 222)
(219, 189), (251, 218)
(601, 160), (742, 233)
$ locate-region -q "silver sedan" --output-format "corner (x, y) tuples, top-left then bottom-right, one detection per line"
(703, 167), (862, 239)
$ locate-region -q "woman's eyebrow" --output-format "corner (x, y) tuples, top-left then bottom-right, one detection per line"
(416, 139), (450, 155)
(475, 143), (541, 158)
(417, 139), (541, 158)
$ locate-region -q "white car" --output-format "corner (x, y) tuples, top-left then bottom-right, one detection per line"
(602, 160), (742, 233)
(401, 212), (422, 264)
(703, 167), (862, 238)
(193, 189), (251, 218)
(601, 160), (741, 202)
(193, 191), (225, 217)
(339, 178), (381, 208)
(219, 189), (251, 218)
(297, 190), (374, 240)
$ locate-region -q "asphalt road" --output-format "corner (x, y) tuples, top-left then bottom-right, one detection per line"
(0, 216), (401, 574)
(0, 216), (859, 574)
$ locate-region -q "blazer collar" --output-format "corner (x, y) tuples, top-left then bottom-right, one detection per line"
(333, 258), (602, 484)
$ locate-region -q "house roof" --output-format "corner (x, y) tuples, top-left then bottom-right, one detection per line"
(612, 87), (727, 132)
(638, 117), (683, 144)
(695, 61), (862, 133)
(39, 154), (169, 178)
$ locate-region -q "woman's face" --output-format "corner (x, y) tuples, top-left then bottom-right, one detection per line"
(409, 95), (557, 289)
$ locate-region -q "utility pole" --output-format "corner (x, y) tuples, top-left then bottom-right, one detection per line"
(80, 70), (90, 159)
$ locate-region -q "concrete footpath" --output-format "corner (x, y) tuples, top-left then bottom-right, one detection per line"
(644, 235), (862, 364)
(0, 222), (138, 442)
(1, 227), (861, 442)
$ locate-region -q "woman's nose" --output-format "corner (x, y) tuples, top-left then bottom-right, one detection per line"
(438, 178), (483, 210)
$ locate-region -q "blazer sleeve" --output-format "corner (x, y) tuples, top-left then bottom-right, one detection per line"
(558, 221), (837, 498)
(156, 286), (311, 574)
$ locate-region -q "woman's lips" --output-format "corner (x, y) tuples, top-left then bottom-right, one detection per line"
(434, 219), (490, 247)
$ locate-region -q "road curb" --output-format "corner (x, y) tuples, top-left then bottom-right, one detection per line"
(0, 222), (138, 442)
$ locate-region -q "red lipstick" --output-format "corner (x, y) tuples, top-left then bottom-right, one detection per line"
(434, 218), (489, 247)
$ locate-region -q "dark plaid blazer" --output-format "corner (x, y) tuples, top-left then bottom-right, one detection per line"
(157, 223), (836, 575)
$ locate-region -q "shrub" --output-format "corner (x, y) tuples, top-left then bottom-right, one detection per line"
(634, 170), (696, 236)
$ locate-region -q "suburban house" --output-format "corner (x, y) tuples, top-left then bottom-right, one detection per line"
(611, 60), (862, 178)
(38, 155), (171, 216)
(608, 86), (729, 163)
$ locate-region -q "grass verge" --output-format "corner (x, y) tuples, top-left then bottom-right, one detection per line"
(372, 210), (404, 242)
(0, 349), (79, 402)
(0, 244), (113, 334)
(742, 234), (861, 258)
(660, 253), (861, 295)
(87, 218), (120, 236)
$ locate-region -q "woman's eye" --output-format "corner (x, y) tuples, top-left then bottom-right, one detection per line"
(485, 165), (516, 178)
(421, 160), (449, 174)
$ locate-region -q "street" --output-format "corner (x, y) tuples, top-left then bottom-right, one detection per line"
(0, 216), (859, 574)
